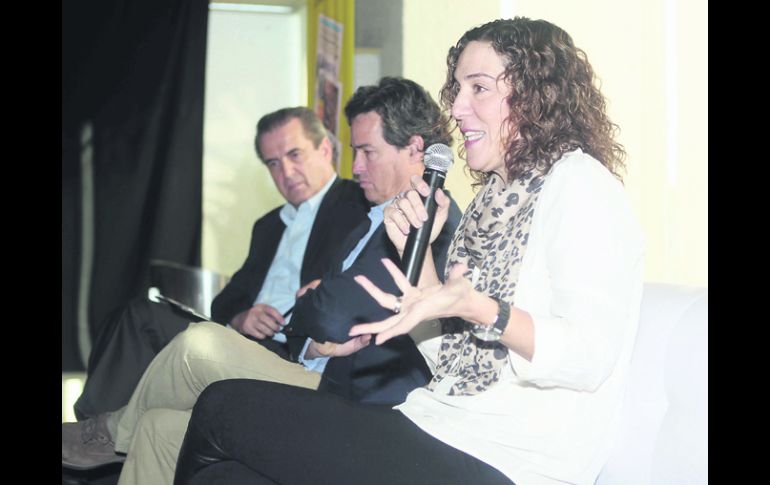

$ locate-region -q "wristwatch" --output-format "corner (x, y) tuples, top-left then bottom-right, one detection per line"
(471, 297), (511, 342)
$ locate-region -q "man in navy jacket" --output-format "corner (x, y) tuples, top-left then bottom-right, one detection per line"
(288, 77), (462, 404)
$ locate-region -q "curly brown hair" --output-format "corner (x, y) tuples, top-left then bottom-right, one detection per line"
(440, 17), (626, 183)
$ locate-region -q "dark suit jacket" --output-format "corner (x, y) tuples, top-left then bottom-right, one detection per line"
(210, 177), (370, 359)
(285, 198), (463, 405)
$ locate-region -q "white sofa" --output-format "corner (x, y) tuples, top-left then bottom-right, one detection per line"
(596, 283), (708, 484)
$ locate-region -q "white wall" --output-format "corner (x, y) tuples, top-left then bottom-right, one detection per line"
(202, 8), (306, 276)
(403, 0), (707, 287)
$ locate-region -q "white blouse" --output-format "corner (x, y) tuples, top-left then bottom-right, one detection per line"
(399, 150), (645, 485)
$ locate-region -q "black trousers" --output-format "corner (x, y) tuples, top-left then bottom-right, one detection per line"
(174, 379), (513, 485)
(74, 298), (193, 419)
(74, 298), (289, 420)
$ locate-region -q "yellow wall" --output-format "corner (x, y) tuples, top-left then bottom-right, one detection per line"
(403, 0), (707, 288)
(307, 0), (356, 176)
(402, 0), (501, 221)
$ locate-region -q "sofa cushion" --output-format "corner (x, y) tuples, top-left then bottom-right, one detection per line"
(596, 283), (708, 484)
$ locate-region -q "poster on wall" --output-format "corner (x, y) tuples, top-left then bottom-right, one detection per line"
(314, 14), (343, 171)
(316, 14), (342, 78)
(316, 73), (342, 169)
(315, 72), (341, 134)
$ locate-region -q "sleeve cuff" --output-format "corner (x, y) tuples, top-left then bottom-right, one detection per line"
(297, 338), (330, 374)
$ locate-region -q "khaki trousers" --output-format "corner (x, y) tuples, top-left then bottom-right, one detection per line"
(112, 322), (321, 485)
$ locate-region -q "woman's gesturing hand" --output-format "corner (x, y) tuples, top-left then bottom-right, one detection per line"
(350, 258), (472, 345)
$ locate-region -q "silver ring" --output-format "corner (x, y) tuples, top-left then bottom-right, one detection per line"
(393, 296), (403, 314)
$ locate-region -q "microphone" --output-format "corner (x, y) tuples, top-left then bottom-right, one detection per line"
(401, 143), (454, 286)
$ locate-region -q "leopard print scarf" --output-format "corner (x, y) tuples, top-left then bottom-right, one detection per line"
(427, 169), (545, 396)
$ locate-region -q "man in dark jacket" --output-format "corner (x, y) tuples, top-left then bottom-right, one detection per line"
(73, 107), (370, 422)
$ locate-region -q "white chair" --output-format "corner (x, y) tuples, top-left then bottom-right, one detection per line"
(596, 283), (708, 484)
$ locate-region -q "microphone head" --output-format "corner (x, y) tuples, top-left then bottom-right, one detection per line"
(424, 143), (453, 173)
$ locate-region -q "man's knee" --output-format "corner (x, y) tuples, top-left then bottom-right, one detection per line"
(167, 322), (234, 359)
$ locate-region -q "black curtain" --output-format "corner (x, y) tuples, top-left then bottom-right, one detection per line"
(62, 0), (209, 371)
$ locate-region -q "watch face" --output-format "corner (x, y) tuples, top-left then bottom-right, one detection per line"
(471, 324), (502, 342)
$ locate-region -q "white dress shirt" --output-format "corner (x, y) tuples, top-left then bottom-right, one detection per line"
(252, 175), (336, 344)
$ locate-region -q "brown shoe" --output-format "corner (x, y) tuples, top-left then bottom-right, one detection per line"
(62, 413), (126, 470)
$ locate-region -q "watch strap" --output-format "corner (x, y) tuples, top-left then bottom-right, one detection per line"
(492, 298), (511, 334)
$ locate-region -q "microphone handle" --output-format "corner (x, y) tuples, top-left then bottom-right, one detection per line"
(401, 171), (444, 286)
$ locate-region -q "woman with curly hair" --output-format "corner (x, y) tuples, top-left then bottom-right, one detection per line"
(174, 17), (644, 485)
